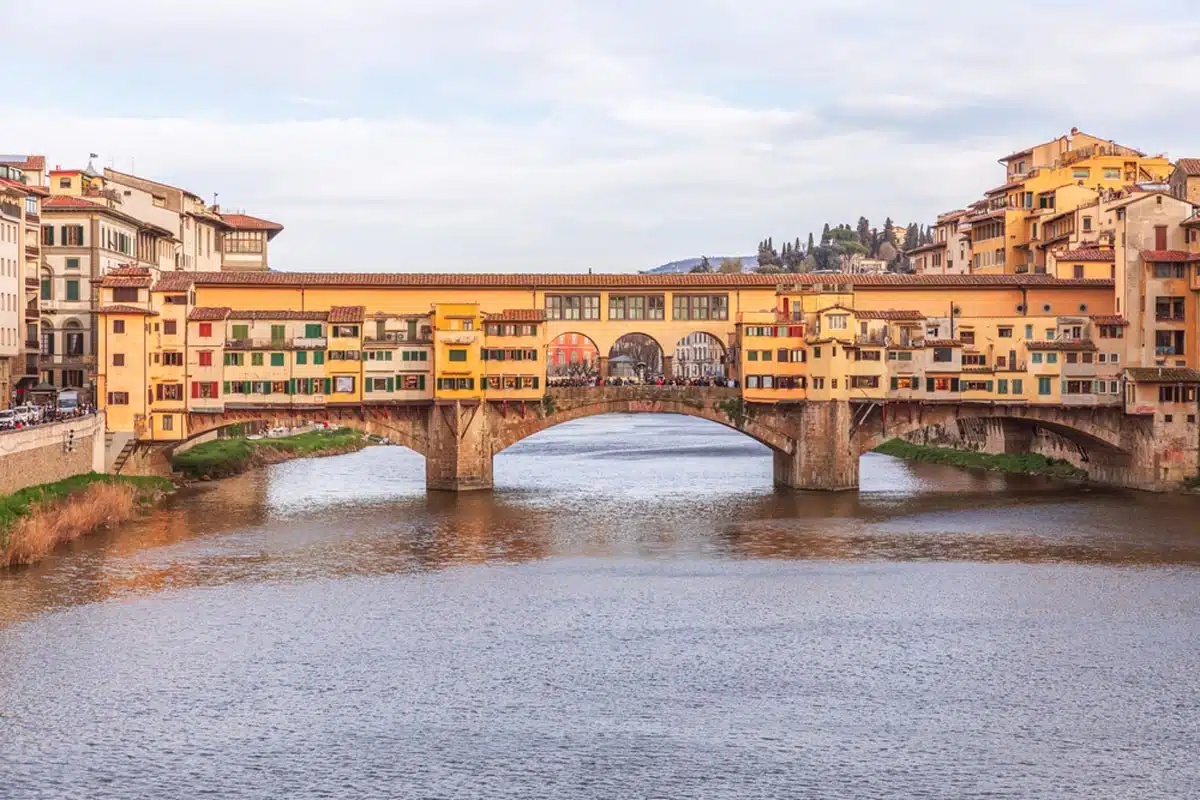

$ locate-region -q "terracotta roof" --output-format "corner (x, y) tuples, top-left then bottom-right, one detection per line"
(0, 177), (30, 195)
(1141, 250), (1200, 263)
(229, 310), (328, 321)
(1176, 158), (1200, 177)
(1056, 247), (1114, 262)
(985, 180), (1024, 195)
(42, 195), (106, 211)
(855, 310), (926, 321)
(99, 304), (157, 316)
(108, 265), (151, 277)
(0, 155), (45, 171)
(1026, 339), (1097, 351)
(1090, 315), (1128, 326)
(328, 305), (365, 323)
(100, 276), (152, 288)
(490, 309), (547, 322)
(999, 147), (1034, 163)
(962, 367), (995, 374)
(1125, 367), (1200, 383)
(188, 307), (232, 321)
(923, 339), (963, 347)
(1182, 214), (1200, 227)
(965, 208), (1008, 223)
(184, 272), (1114, 289)
(152, 272), (196, 292)
(220, 213), (283, 233)
(904, 242), (946, 255)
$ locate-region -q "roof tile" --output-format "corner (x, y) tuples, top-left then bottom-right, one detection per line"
(188, 307), (232, 321)
(1175, 158), (1200, 177)
(1125, 367), (1200, 383)
(1056, 247), (1115, 262)
(1026, 339), (1098, 351)
(855, 310), (926, 320)
(328, 305), (365, 323)
(1090, 315), (1129, 326)
(99, 304), (157, 316)
(220, 213), (283, 232)
(489, 309), (547, 322)
(1141, 250), (1200, 263)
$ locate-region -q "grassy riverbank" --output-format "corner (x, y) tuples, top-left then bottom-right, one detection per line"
(171, 428), (366, 480)
(873, 439), (1088, 479)
(1, 473), (173, 568)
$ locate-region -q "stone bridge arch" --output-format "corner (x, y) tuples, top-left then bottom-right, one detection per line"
(181, 406), (430, 457)
(489, 387), (796, 456)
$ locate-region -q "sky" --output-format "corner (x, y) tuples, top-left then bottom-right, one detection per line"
(3, 0), (1199, 273)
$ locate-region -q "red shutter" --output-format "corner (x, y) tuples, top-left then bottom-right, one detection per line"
(191, 381), (199, 398)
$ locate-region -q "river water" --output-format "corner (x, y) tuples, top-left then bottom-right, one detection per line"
(1, 415), (1198, 798)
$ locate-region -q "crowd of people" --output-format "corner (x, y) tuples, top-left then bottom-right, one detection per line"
(548, 375), (738, 389)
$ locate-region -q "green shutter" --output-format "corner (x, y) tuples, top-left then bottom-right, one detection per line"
(365, 379), (373, 393)
(324, 378), (331, 394)
(386, 377), (394, 392)
(222, 381), (230, 394)
(418, 375), (425, 391)
(480, 350), (488, 361)
(305, 323), (322, 338)
(890, 377), (898, 390)
(270, 352), (284, 367)
(288, 378), (296, 394)
(296, 351), (307, 365)
(533, 376), (539, 389)
(314, 351), (325, 365)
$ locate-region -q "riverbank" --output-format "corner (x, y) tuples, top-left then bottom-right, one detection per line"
(1, 473), (173, 568)
(171, 428), (366, 480)
(873, 439), (1088, 480)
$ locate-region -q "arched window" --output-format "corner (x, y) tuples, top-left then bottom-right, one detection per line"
(63, 318), (84, 357)
(39, 318), (54, 355)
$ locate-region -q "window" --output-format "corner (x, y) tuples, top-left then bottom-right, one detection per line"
(40, 274), (51, 300)
(933, 347), (953, 363)
(270, 352), (285, 367)
(998, 327), (1012, 338)
(963, 354), (986, 366)
(850, 376), (879, 389)
(448, 349), (468, 362)
(1073, 265), (1085, 279)
(58, 177), (71, 189)
(112, 353), (125, 367)
(1082, 217), (1092, 232)
(1072, 168), (1090, 180)
(156, 383), (183, 401)
(1103, 168), (1120, 180)
(305, 323), (323, 338)
(332, 325), (359, 338)
(436, 377), (475, 391)
(107, 392), (129, 405)
(545, 294), (601, 321)
(223, 352), (244, 366)
(198, 323), (212, 337)
(112, 319), (125, 334)
(163, 320), (177, 335)
(271, 324), (286, 342)
(314, 351), (325, 365)
(191, 381), (220, 399)
(1032, 352), (1043, 364)
(225, 230), (264, 253)
(62, 225), (84, 246)
(161, 415), (174, 431)
(1024, 325), (1033, 339)
(251, 352), (264, 366)
(998, 379), (1008, 394)
(1037, 376), (1052, 395)
(66, 257), (79, 270)
(41, 226), (54, 246)
(198, 351), (213, 367)
(66, 280), (79, 301)
(231, 324), (249, 340)
(671, 294), (729, 321)
(163, 352), (183, 366)
(296, 351), (307, 365)
(826, 314), (848, 330)
(334, 376), (355, 394)
(401, 375), (426, 391)
(112, 287), (139, 303)
(1046, 353), (1058, 364)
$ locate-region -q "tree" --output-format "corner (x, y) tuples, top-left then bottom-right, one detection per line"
(903, 222), (920, 252)
(883, 216), (896, 245)
(856, 217), (872, 249)
(718, 257), (744, 273)
(690, 255), (713, 273)
(821, 222), (831, 244)
(876, 240), (898, 263)
(755, 263), (786, 274)
(806, 232), (815, 254)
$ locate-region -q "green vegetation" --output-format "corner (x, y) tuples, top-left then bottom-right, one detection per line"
(172, 428), (365, 480)
(716, 396), (755, 428)
(874, 439), (1088, 479)
(1185, 474), (1200, 490)
(541, 394), (557, 417)
(0, 473), (172, 557)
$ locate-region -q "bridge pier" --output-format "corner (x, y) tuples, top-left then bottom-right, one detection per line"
(426, 401), (494, 491)
(772, 401), (859, 491)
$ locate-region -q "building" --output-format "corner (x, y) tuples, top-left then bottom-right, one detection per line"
(908, 209), (970, 275)
(219, 213), (283, 272)
(548, 332), (599, 376)
(1168, 158), (1200, 205)
(0, 156), (50, 404)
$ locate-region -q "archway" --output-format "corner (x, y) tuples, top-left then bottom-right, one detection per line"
(672, 332), (726, 380)
(608, 333), (664, 380)
(547, 332), (600, 380)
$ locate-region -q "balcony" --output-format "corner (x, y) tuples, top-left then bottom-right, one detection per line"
(24, 339), (38, 350)
(0, 201), (21, 220)
(25, 276), (37, 288)
(855, 334), (889, 347)
(25, 243), (38, 256)
(1154, 314), (1186, 323)
(225, 337), (328, 350)
(364, 332), (432, 346)
(24, 307), (39, 320)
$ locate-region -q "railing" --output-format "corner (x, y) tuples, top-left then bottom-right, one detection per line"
(24, 308), (39, 320)
(0, 201), (21, 219)
(1154, 314), (1186, 322)
(225, 337), (328, 350)
(1155, 346), (1178, 356)
(855, 334), (888, 346)
(364, 332), (433, 345)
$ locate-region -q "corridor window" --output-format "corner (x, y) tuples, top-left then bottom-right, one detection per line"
(545, 294), (601, 321)
(672, 294), (729, 321)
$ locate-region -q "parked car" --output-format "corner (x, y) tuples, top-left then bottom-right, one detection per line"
(0, 409), (16, 430)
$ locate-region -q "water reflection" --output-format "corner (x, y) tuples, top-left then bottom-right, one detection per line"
(2, 414), (1198, 628)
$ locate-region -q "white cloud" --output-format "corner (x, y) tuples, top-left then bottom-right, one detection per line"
(3, 0), (1199, 272)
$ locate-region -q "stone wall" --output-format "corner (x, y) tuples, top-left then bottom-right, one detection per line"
(0, 414), (105, 495)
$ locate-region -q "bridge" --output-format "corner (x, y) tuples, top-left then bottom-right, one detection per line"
(175, 386), (1171, 492)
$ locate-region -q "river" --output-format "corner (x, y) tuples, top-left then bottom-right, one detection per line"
(1, 415), (1198, 798)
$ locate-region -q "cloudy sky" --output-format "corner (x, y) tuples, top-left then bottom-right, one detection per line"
(4, 1), (1198, 273)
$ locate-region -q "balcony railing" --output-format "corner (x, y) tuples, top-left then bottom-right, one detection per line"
(364, 332), (433, 345)
(1154, 313), (1186, 323)
(24, 307), (39, 320)
(225, 337), (328, 350)
(855, 334), (889, 346)
(1155, 346), (1179, 356)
